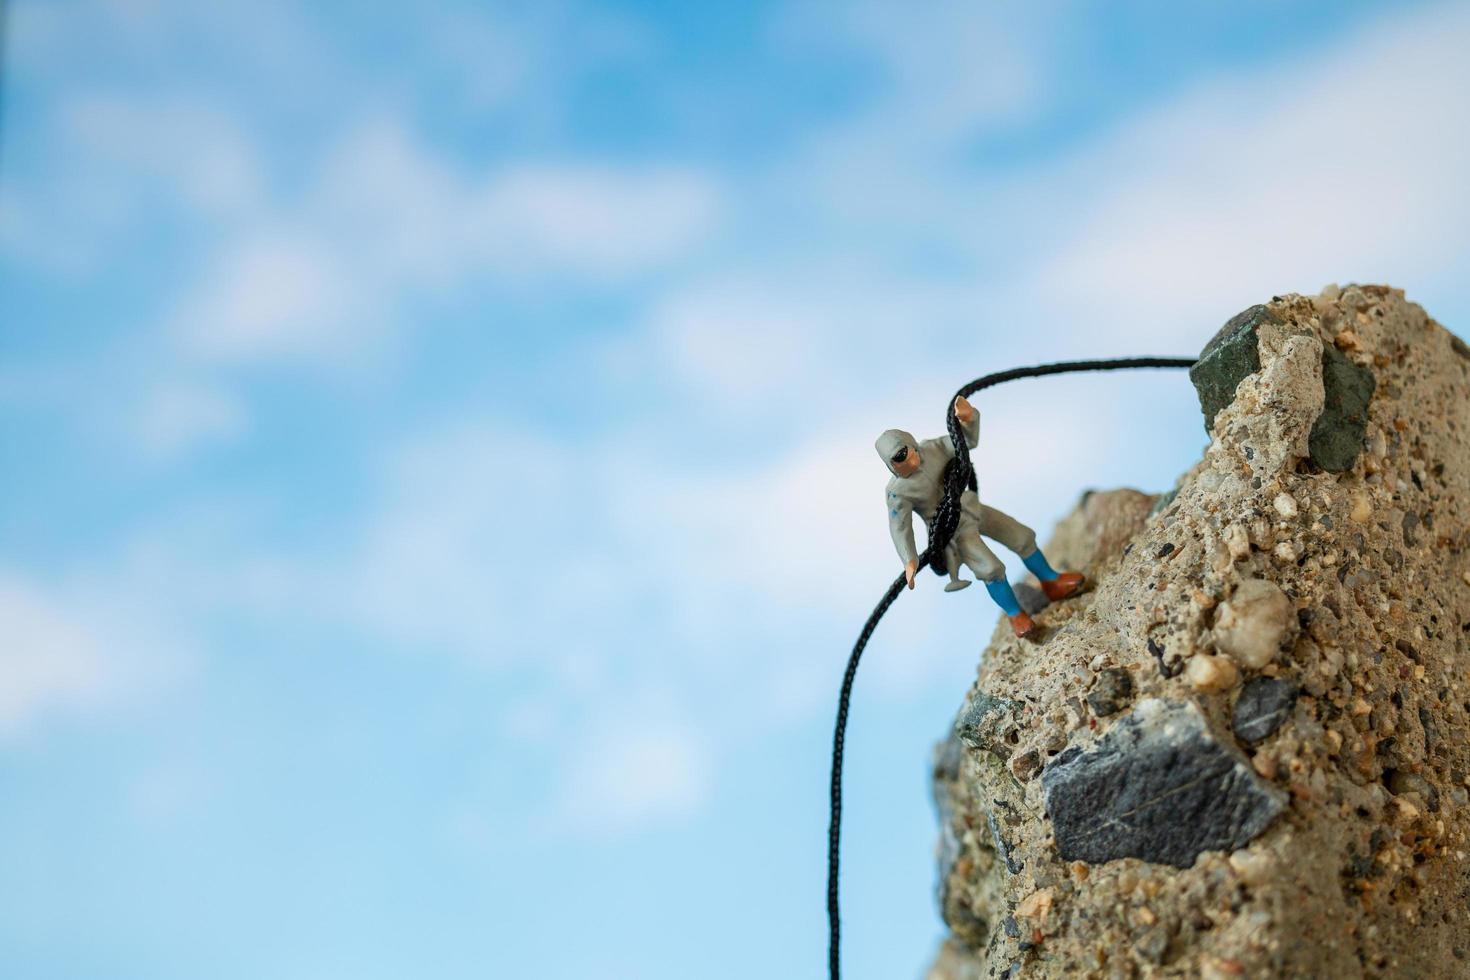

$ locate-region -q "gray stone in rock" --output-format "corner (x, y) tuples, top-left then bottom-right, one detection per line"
(956, 691), (1018, 754)
(1309, 344), (1376, 472)
(934, 730), (965, 785)
(1419, 705), (1441, 756)
(986, 808), (1024, 875)
(1149, 488), (1179, 516)
(1189, 304), (1279, 431)
(1135, 923), (1173, 964)
(1387, 769), (1440, 813)
(1013, 582), (1048, 615)
(1041, 699), (1287, 867)
(1086, 667), (1134, 717)
(1232, 677), (1298, 745)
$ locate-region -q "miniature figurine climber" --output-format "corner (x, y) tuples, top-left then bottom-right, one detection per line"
(876, 396), (1084, 639)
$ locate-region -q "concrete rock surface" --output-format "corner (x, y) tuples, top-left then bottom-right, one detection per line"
(927, 286), (1470, 979)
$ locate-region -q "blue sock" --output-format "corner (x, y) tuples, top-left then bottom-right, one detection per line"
(984, 579), (1022, 617)
(1022, 549), (1059, 582)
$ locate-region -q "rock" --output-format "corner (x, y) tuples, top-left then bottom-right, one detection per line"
(1386, 769), (1440, 813)
(1308, 343), (1376, 472)
(1229, 333), (1325, 475)
(1009, 749), (1041, 783)
(1085, 667), (1133, 717)
(955, 691), (1017, 755)
(1231, 677), (1298, 744)
(924, 939), (984, 980)
(1189, 304), (1279, 431)
(932, 734), (966, 923)
(1349, 491), (1373, 523)
(1043, 488), (1158, 577)
(1014, 887), (1053, 919)
(1186, 653), (1239, 692)
(1012, 581), (1048, 615)
(926, 288), (1470, 979)
(1041, 699), (1286, 867)
(1149, 487), (1179, 516)
(1213, 578), (1296, 670)
(986, 808), (1024, 875)
(1135, 922), (1173, 964)
(931, 730), (990, 949)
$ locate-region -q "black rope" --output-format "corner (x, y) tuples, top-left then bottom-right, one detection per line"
(827, 356), (1195, 980)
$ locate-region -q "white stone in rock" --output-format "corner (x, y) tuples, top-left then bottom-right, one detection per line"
(1188, 653), (1240, 692)
(1215, 578), (1297, 670)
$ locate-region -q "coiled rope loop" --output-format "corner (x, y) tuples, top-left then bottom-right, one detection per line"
(827, 356), (1196, 980)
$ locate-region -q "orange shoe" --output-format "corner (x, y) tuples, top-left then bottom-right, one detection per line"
(1009, 611), (1039, 639)
(1040, 572), (1085, 602)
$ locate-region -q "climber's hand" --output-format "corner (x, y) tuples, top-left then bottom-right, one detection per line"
(953, 396), (976, 425)
(904, 559), (918, 590)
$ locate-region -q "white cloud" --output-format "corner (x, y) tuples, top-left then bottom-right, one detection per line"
(317, 120), (725, 284)
(172, 118), (724, 365)
(64, 96), (265, 217)
(474, 164), (723, 281)
(1026, 2), (1470, 341)
(552, 715), (710, 833)
(649, 281), (824, 401)
(0, 575), (110, 733)
(0, 572), (187, 737)
(135, 381), (248, 458)
(175, 233), (369, 363)
(307, 421), (655, 679)
(780, 0), (1048, 153)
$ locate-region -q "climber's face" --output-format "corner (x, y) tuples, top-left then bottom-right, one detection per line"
(889, 443), (921, 477)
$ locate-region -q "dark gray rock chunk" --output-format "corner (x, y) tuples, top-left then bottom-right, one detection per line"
(1309, 344), (1376, 472)
(1087, 667), (1134, 717)
(1013, 581), (1048, 615)
(1232, 677), (1298, 744)
(956, 690), (1018, 755)
(1041, 699), (1287, 867)
(1189, 304), (1279, 431)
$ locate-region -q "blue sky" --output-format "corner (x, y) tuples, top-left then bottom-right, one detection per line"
(3, 2), (1469, 978)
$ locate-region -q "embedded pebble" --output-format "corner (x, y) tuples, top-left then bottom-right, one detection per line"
(1086, 667), (1134, 717)
(1188, 653), (1240, 692)
(1232, 677), (1298, 744)
(1350, 492), (1373, 523)
(1213, 578), (1296, 670)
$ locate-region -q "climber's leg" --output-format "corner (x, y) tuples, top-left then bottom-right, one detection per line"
(959, 533), (1037, 639)
(979, 504), (1085, 602)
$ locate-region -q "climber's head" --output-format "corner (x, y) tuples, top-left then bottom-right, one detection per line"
(875, 429), (921, 477)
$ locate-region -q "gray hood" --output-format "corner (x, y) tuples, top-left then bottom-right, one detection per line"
(875, 428), (918, 476)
